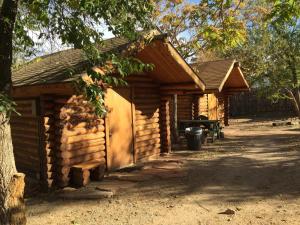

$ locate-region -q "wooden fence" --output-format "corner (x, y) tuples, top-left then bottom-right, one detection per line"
(230, 91), (296, 117)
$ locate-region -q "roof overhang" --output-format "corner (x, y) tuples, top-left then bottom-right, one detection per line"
(221, 62), (250, 93)
(199, 60), (249, 94)
(136, 39), (205, 93)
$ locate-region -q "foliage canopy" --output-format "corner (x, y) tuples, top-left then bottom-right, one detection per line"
(153, 0), (248, 59)
(1, 0), (156, 116)
(222, 0), (300, 116)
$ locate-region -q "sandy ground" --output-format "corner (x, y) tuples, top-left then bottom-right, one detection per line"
(26, 118), (300, 225)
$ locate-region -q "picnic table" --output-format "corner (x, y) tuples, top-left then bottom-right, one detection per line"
(178, 119), (222, 142)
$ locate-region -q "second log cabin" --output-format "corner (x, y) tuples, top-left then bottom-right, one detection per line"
(174, 59), (250, 127)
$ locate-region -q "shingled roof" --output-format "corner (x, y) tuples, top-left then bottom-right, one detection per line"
(191, 59), (249, 92)
(12, 34), (166, 87)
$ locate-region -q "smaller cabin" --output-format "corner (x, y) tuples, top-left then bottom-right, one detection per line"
(175, 59), (249, 127)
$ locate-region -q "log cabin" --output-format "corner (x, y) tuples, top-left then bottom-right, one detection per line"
(174, 59), (249, 128)
(11, 32), (205, 188)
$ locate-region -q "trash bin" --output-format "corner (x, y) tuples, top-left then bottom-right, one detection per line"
(185, 127), (203, 150)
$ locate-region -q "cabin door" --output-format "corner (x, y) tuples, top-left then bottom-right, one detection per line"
(106, 88), (134, 170)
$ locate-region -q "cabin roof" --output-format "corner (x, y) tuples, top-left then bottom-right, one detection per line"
(13, 32), (205, 91)
(191, 59), (249, 92)
(13, 35), (153, 87)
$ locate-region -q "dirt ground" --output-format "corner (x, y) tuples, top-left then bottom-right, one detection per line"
(26, 117), (300, 225)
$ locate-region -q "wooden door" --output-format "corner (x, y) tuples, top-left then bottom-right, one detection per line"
(106, 88), (134, 170)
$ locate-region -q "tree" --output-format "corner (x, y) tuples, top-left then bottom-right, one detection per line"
(0, 1), (154, 224)
(263, 24), (300, 117)
(223, 0), (300, 117)
(153, 0), (248, 59)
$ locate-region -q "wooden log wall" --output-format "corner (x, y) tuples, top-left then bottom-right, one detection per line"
(224, 94), (229, 126)
(173, 94), (217, 122)
(53, 95), (106, 187)
(11, 99), (40, 178)
(199, 94), (209, 118)
(217, 93), (225, 125)
(171, 95), (178, 143)
(192, 95), (201, 119)
(39, 95), (56, 188)
(169, 94), (193, 140)
(208, 94), (218, 120)
(177, 95), (193, 120)
(160, 95), (171, 153)
(175, 93), (225, 123)
(129, 74), (161, 162)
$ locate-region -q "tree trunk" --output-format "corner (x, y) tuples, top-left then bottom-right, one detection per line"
(0, 0), (18, 91)
(288, 56), (300, 119)
(293, 88), (300, 119)
(0, 114), (26, 225)
(287, 89), (300, 119)
(0, 0), (26, 224)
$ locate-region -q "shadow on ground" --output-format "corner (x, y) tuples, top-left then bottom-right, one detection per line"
(26, 122), (300, 216)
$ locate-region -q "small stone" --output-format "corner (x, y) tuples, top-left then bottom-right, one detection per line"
(95, 187), (115, 194)
(219, 209), (235, 215)
(62, 187), (77, 192)
(236, 207), (242, 211)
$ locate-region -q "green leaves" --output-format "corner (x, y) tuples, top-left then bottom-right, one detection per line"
(154, 0), (247, 59)
(110, 54), (154, 78)
(223, 4), (300, 104)
(0, 93), (20, 120)
(10, 0), (156, 118)
(267, 0), (300, 26)
(76, 53), (154, 117)
(14, 0), (155, 60)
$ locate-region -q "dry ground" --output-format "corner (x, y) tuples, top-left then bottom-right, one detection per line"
(26, 118), (300, 225)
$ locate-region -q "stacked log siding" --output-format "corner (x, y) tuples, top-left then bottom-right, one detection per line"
(160, 95), (171, 153)
(177, 95), (193, 120)
(169, 93), (220, 131)
(169, 94), (193, 135)
(208, 94), (218, 120)
(224, 95), (230, 126)
(192, 95), (201, 119)
(39, 95), (56, 188)
(11, 99), (40, 177)
(54, 95), (106, 187)
(130, 75), (161, 162)
(217, 94), (225, 125)
(199, 94), (209, 118)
